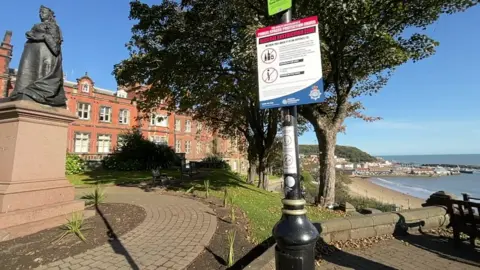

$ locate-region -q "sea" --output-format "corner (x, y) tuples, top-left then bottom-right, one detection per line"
(372, 154), (480, 199)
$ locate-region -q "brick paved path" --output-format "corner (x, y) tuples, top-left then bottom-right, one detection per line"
(36, 187), (217, 270)
(319, 236), (480, 270)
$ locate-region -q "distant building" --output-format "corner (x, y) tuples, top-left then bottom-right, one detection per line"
(411, 168), (435, 176)
(0, 31), (246, 171)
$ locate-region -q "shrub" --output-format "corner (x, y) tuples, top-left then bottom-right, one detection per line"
(201, 155), (231, 170)
(227, 230), (236, 267)
(55, 212), (88, 243)
(102, 128), (179, 171)
(81, 185), (106, 207)
(65, 153), (86, 175)
(204, 179), (210, 198)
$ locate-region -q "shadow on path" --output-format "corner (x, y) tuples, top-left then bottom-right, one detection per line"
(313, 223), (396, 270)
(394, 213), (480, 268)
(95, 205), (140, 270)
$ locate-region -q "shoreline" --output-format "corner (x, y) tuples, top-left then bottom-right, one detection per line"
(347, 176), (426, 209)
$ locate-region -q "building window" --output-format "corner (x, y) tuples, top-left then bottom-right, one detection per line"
(150, 113), (168, 127)
(116, 90), (127, 98)
(175, 119), (181, 131)
(74, 133), (90, 153)
(119, 109), (130, 125)
(197, 122), (203, 132)
(117, 135), (127, 150)
(81, 83), (90, 93)
(175, 140), (182, 153)
(99, 106), (112, 123)
(206, 143), (211, 154)
(185, 120), (191, 133)
(185, 141), (191, 154)
(97, 134), (112, 153)
(77, 103), (91, 120)
(150, 135), (168, 145)
(197, 142), (202, 154)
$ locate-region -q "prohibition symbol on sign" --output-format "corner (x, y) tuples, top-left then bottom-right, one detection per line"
(261, 48), (277, 64)
(284, 154), (294, 166)
(262, 68), (278, 84)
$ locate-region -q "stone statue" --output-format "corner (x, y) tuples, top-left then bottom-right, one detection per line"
(5, 5), (66, 107)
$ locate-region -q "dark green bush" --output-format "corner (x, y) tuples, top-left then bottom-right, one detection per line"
(200, 155), (231, 170)
(66, 153), (86, 175)
(102, 129), (179, 171)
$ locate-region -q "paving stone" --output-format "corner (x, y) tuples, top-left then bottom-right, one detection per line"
(34, 187), (217, 270)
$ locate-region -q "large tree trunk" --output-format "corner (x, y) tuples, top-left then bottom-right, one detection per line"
(262, 173), (269, 190)
(247, 162), (256, 184)
(316, 128), (337, 207)
(258, 170), (263, 188)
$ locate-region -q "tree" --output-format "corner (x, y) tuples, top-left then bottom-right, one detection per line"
(115, 0), (478, 199)
(114, 0), (281, 189)
(294, 0), (478, 206)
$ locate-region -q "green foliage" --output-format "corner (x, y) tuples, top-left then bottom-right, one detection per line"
(204, 179), (210, 198)
(81, 185), (106, 207)
(67, 170), (179, 186)
(299, 145), (376, 163)
(65, 153), (86, 175)
(227, 230), (236, 267)
(163, 169), (341, 243)
(346, 196), (397, 213)
(102, 128), (179, 171)
(56, 212), (88, 243)
(116, 0), (478, 208)
(201, 155), (231, 170)
(335, 146), (377, 163)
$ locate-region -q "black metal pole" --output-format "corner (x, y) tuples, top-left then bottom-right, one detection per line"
(272, 8), (319, 270)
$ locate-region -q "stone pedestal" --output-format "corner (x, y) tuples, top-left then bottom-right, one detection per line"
(0, 100), (85, 241)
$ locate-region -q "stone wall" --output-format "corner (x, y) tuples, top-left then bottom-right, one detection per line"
(244, 206), (450, 269)
(317, 206), (449, 243)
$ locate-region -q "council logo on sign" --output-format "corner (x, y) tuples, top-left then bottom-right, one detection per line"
(309, 85), (322, 101)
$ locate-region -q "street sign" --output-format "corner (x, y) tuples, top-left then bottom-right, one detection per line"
(268, 0), (292, 16)
(256, 16), (324, 109)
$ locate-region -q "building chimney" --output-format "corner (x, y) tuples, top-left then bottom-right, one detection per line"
(2, 31), (12, 44)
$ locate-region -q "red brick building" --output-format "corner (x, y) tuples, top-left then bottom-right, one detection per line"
(0, 31), (246, 171)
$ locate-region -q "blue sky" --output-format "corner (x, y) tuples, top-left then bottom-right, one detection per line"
(1, 1), (479, 156)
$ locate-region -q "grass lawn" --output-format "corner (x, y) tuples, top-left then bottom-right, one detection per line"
(69, 168), (341, 243)
(67, 169), (180, 186)
(168, 169), (341, 243)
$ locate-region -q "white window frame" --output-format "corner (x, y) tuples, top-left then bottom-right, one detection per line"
(117, 135), (127, 150)
(197, 122), (203, 132)
(150, 113), (168, 127)
(97, 134), (112, 154)
(74, 132), (90, 153)
(196, 142), (202, 154)
(81, 83), (90, 93)
(99, 106), (112, 123)
(185, 141), (191, 154)
(175, 140), (182, 153)
(116, 90), (127, 98)
(175, 119), (181, 131)
(185, 120), (192, 133)
(150, 135), (168, 145)
(119, 109), (130, 125)
(77, 103), (91, 120)
(206, 144), (211, 154)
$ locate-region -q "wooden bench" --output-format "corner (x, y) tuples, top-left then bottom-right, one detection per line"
(447, 194), (480, 247)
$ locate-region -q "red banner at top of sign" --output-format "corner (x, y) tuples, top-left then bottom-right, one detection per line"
(256, 16), (318, 38)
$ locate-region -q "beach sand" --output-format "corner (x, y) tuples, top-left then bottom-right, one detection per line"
(348, 177), (426, 209)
